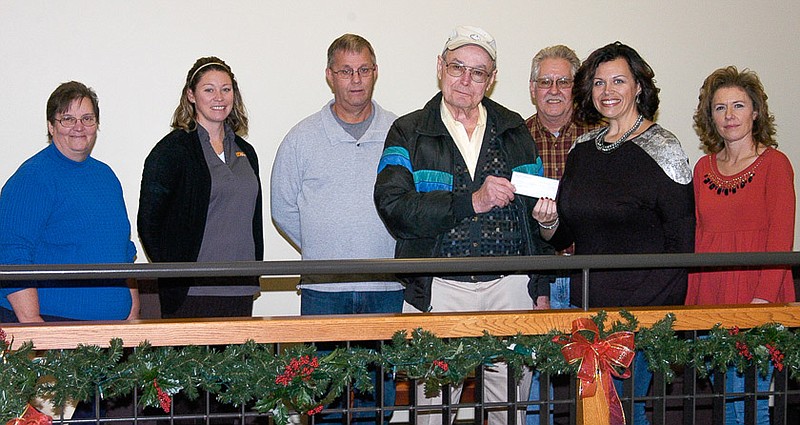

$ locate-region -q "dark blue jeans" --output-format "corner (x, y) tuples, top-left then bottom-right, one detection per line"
(714, 367), (772, 425)
(613, 351), (652, 425)
(300, 289), (404, 424)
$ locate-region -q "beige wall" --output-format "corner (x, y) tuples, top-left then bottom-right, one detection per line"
(1, 1), (798, 315)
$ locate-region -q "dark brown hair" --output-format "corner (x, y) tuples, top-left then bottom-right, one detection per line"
(46, 81), (99, 140)
(573, 42), (659, 125)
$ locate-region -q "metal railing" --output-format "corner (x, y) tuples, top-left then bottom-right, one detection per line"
(1, 252), (799, 424)
(2, 252), (797, 282)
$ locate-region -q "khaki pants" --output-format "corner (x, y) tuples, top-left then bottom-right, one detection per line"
(403, 275), (534, 425)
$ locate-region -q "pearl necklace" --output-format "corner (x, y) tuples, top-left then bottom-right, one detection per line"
(594, 114), (644, 153)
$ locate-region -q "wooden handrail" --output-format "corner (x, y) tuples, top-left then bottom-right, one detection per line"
(3, 303), (799, 350)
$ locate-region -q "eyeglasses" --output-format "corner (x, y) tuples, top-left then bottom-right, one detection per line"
(443, 62), (492, 84)
(55, 115), (97, 128)
(535, 77), (574, 89)
(331, 66), (376, 79)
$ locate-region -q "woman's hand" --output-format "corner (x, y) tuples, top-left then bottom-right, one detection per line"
(533, 198), (558, 223)
(126, 279), (140, 320)
(7, 288), (45, 323)
(533, 198), (559, 240)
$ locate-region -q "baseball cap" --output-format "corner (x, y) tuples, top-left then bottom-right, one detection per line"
(443, 26), (497, 60)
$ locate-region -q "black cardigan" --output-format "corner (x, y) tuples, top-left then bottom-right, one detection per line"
(137, 128), (263, 311)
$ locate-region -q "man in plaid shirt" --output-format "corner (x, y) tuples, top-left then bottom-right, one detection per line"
(525, 45), (602, 307)
(525, 45), (602, 425)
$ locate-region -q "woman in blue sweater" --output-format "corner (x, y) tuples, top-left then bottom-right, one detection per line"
(0, 81), (138, 322)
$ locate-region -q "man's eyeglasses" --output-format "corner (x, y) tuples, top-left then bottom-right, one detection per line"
(443, 62), (492, 84)
(535, 77), (574, 89)
(55, 115), (97, 128)
(331, 66), (376, 79)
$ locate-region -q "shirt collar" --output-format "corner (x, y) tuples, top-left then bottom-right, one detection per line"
(439, 99), (487, 133)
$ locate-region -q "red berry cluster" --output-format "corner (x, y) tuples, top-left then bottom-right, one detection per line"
(728, 327), (753, 360)
(766, 344), (785, 372)
(153, 379), (171, 413)
(734, 340), (753, 360)
(275, 355), (320, 386)
(306, 405), (323, 416)
(432, 360), (449, 372)
(0, 328), (6, 344)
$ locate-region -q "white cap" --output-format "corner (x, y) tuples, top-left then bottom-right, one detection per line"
(443, 26), (497, 60)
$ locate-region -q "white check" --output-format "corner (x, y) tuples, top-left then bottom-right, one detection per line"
(511, 171), (559, 199)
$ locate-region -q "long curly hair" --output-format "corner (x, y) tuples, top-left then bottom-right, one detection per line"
(171, 56), (249, 137)
(573, 42), (660, 125)
(694, 66), (776, 154)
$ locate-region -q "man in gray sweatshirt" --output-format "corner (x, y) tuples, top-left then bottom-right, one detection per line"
(270, 33), (401, 424)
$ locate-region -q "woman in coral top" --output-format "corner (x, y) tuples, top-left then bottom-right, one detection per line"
(687, 66), (795, 425)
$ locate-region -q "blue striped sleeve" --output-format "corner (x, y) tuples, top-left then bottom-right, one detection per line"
(414, 170), (453, 192)
(377, 146), (412, 174)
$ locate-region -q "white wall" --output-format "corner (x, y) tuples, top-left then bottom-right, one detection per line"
(1, 1), (798, 316)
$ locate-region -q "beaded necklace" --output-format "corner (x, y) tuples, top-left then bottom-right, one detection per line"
(702, 149), (768, 196)
(594, 114), (644, 153)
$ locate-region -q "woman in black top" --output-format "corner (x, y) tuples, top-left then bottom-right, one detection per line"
(138, 57), (263, 318)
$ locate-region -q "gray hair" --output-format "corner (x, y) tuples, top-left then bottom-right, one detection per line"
(530, 45), (580, 81)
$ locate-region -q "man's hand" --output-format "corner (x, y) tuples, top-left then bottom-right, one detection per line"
(472, 176), (516, 213)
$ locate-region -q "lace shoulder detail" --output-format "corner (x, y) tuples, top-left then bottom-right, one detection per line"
(571, 128), (605, 152)
(632, 125), (692, 185)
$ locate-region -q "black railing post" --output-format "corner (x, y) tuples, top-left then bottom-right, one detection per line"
(744, 364), (757, 424)
(408, 378), (418, 425)
(506, 364), (517, 425)
(712, 369), (726, 424)
(622, 360), (635, 424)
(569, 376), (577, 425)
(773, 366), (788, 425)
(474, 366), (484, 425)
(682, 335), (699, 425)
(441, 383), (452, 424)
(540, 371), (552, 425)
(581, 268), (590, 311)
(652, 371), (666, 424)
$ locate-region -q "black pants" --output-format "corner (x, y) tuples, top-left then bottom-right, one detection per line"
(158, 276), (258, 319)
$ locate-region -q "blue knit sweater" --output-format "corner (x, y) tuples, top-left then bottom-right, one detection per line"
(0, 144), (136, 320)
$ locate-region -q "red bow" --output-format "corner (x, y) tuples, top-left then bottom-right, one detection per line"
(6, 404), (52, 425)
(554, 318), (635, 398)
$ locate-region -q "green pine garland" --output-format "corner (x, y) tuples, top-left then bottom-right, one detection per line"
(0, 312), (795, 424)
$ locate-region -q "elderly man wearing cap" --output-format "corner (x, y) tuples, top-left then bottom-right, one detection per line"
(374, 26), (553, 425)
